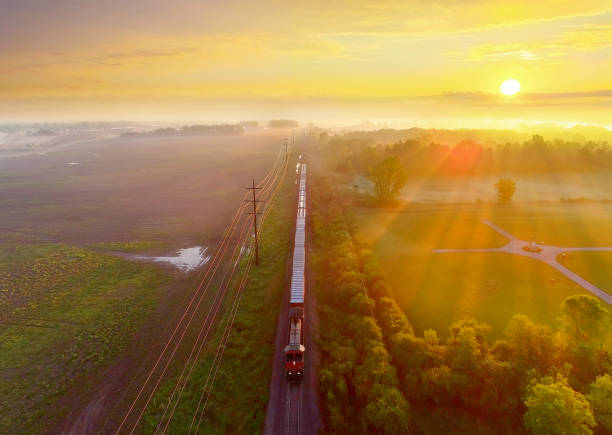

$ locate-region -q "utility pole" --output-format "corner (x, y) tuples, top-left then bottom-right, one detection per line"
(284, 137), (288, 157)
(246, 179), (262, 265)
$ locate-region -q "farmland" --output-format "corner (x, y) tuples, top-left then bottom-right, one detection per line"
(143, 155), (295, 433)
(0, 131), (287, 431)
(0, 244), (169, 433)
(0, 131), (284, 246)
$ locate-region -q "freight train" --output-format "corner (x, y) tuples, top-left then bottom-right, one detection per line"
(284, 162), (307, 381)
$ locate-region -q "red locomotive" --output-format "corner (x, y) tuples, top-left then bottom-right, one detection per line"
(285, 307), (304, 380)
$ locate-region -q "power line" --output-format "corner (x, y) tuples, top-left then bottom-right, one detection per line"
(188, 155), (289, 433)
(113, 149), (285, 434)
(246, 179), (262, 265)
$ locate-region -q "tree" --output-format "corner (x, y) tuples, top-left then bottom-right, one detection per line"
(560, 294), (609, 345)
(364, 385), (411, 434)
(505, 314), (556, 374)
(587, 374), (612, 431)
(368, 157), (407, 202)
(524, 376), (595, 434)
(495, 178), (516, 203)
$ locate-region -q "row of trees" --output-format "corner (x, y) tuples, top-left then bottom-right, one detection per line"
(121, 124), (244, 137)
(311, 176), (411, 434)
(312, 173), (612, 434)
(331, 134), (612, 176)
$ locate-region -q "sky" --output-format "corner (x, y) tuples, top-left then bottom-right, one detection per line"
(1, 0), (611, 127)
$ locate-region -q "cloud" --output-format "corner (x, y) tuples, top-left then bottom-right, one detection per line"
(426, 90), (612, 107)
(2, 0), (611, 57)
(0, 0), (610, 116)
(560, 23), (612, 49)
(450, 22), (612, 63)
(5, 44), (202, 71)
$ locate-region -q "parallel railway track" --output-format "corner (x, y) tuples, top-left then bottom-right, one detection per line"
(108, 147), (289, 434)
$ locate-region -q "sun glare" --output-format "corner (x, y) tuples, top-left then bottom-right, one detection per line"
(500, 78), (521, 96)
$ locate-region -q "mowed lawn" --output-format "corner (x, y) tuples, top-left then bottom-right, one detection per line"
(356, 200), (612, 336)
(559, 251), (612, 296)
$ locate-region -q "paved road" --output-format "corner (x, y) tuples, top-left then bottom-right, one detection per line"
(433, 220), (612, 305)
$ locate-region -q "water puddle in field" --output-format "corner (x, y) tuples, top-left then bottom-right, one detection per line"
(140, 246), (210, 272)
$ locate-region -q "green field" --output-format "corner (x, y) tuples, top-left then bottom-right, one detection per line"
(0, 244), (169, 433)
(353, 170), (612, 203)
(355, 200), (612, 336)
(559, 251), (612, 296)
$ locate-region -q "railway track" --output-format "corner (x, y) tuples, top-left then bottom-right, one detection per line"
(186, 152), (290, 433)
(284, 383), (303, 435)
(263, 160), (314, 435)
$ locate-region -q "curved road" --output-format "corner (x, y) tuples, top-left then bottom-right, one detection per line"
(433, 219), (612, 305)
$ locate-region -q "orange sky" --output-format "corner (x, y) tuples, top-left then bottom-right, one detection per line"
(1, 0), (611, 126)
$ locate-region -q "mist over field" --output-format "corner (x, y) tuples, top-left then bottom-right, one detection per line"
(2, 1), (612, 434)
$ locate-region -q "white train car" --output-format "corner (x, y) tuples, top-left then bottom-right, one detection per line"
(285, 163), (307, 381)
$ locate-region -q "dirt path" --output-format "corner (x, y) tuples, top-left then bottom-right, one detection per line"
(433, 220), (612, 305)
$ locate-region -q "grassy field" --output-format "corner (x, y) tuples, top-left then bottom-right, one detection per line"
(559, 251), (612, 296)
(88, 241), (167, 253)
(0, 243), (169, 433)
(353, 170), (612, 203)
(0, 132), (288, 432)
(355, 200), (612, 336)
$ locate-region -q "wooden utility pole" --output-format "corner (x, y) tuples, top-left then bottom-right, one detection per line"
(246, 179), (262, 265)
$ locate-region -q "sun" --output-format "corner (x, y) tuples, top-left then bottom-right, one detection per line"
(500, 78), (521, 96)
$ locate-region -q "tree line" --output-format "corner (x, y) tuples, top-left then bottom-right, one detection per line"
(312, 176), (411, 433)
(326, 134), (612, 176)
(311, 174), (612, 434)
(121, 124), (244, 137)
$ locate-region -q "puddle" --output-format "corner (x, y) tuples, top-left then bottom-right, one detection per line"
(139, 246), (210, 272)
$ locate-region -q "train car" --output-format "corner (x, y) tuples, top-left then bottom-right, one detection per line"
(284, 163), (307, 381)
(285, 307), (305, 380)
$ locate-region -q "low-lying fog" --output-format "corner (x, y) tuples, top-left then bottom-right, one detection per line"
(354, 171), (612, 203)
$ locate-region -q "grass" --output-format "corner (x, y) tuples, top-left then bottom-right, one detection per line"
(487, 203), (612, 246)
(0, 243), (169, 433)
(353, 171), (612, 203)
(88, 241), (167, 253)
(383, 251), (586, 336)
(559, 251), (612, 296)
(355, 200), (611, 337)
(143, 157), (294, 433)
